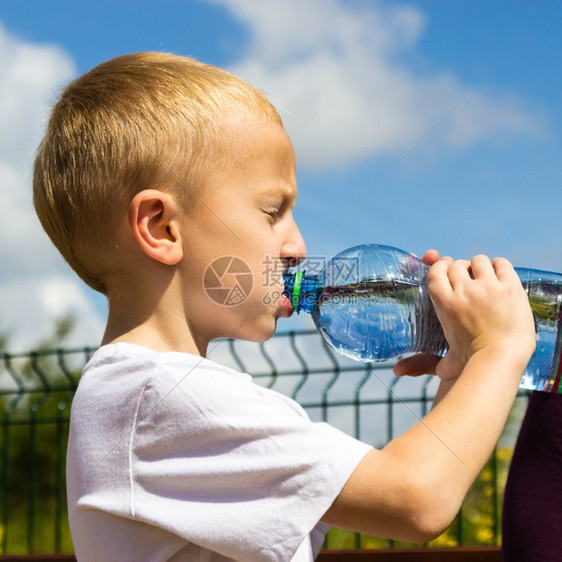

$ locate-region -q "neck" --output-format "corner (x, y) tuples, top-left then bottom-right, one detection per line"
(101, 288), (208, 356)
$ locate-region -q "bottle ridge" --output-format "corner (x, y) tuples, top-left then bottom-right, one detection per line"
(283, 244), (562, 393)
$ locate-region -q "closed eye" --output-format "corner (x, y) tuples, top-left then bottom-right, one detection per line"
(264, 207), (280, 222)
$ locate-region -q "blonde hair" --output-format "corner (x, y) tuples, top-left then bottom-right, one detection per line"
(33, 52), (281, 293)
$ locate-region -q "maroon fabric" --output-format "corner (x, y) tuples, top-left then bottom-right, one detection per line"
(502, 392), (562, 561)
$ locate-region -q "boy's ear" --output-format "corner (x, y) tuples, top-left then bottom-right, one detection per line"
(128, 189), (184, 266)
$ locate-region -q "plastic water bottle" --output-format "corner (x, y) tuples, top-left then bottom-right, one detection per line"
(283, 244), (562, 393)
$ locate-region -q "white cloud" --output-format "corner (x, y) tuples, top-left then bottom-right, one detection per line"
(0, 276), (105, 352)
(214, 0), (545, 170)
(0, 22), (74, 166)
(0, 22), (104, 349)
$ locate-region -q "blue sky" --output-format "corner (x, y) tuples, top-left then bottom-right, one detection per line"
(0, 0), (561, 349)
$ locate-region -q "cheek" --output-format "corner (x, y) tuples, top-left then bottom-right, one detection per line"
(254, 254), (286, 297)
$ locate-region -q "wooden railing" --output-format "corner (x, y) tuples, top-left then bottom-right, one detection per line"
(0, 547), (502, 561)
(318, 547), (501, 560)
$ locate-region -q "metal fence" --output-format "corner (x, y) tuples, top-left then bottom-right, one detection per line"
(0, 330), (527, 555)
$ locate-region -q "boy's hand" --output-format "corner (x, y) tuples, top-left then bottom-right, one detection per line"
(429, 255), (536, 382)
(394, 251), (536, 382)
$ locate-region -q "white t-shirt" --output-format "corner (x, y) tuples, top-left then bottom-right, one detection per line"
(67, 343), (372, 561)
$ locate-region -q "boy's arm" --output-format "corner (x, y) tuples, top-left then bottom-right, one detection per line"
(321, 255), (535, 542)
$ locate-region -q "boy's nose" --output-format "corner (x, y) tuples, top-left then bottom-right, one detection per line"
(281, 223), (307, 267)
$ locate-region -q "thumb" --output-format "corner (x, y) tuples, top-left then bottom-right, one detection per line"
(394, 353), (441, 377)
(435, 351), (466, 381)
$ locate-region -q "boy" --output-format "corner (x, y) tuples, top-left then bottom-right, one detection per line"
(33, 52), (535, 561)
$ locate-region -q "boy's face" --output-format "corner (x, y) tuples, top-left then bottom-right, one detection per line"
(179, 118), (307, 347)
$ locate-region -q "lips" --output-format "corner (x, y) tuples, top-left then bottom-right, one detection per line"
(280, 292), (293, 317)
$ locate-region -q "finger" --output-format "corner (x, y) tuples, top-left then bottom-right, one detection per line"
(394, 353), (441, 377)
(447, 259), (472, 288)
(427, 258), (454, 298)
(420, 249), (440, 266)
(469, 254), (494, 279)
(491, 256), (518, 282)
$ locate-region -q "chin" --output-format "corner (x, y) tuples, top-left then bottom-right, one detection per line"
(230, 318), (277, 344)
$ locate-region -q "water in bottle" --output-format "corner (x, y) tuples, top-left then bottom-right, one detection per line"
(283, 244), (562, 393)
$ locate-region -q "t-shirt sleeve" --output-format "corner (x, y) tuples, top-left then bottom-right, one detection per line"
(128, 358), (372, 562)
